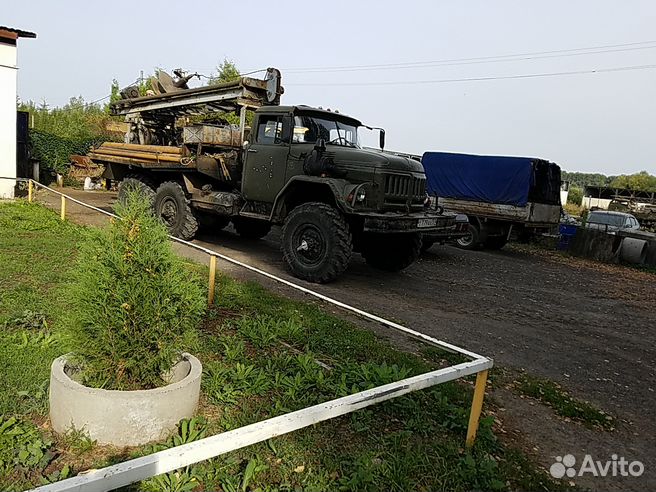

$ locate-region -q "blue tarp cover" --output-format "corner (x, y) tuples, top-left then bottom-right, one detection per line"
(422, 152), (534, 206)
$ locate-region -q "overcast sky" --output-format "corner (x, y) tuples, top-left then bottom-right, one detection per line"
(6, 0), (656, 175)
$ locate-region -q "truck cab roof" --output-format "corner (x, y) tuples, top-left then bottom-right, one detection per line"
(257, 105), (362, 126)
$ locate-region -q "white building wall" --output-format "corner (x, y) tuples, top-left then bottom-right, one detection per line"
(582, 197), (612, 210)
(0, 41), (17, 198)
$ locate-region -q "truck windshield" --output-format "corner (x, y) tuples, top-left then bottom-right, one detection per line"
(293, 115), (359, 147)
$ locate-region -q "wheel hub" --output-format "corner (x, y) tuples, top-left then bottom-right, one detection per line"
(457, 232), (473, 247)
(294, 226), (325, 266)
(159, 198), (178, 226)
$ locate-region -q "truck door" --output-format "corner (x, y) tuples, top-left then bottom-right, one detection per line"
(242, 114), (291, 203)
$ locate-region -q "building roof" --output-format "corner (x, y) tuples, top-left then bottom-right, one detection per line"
(0, 26), (37, 39)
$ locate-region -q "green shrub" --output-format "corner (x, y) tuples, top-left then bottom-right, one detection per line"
(67, 191), (205, 390)
(29, 130), (102, 175)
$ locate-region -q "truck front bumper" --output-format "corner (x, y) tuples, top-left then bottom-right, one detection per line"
(360, 211), (459, 234)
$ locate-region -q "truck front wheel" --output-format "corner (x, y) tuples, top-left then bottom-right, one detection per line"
(281, 203), (352, 283)
(361, 233), (422, 272)
(455, 224), (481, 250)
(153, 181), (199, 240)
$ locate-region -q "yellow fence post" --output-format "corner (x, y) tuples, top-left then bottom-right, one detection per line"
(208, 255), (217, 306)
(465, 369), (489, 448)
(60, 195), (66, 221)
(28, 180), (33, 203)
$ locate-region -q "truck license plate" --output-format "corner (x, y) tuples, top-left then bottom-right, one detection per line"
(417, 218), (437, 228)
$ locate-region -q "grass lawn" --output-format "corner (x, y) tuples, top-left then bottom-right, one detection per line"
(0, 201), (566, 491)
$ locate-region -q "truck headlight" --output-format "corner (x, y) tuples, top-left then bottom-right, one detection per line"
(356, 190), (366, 202)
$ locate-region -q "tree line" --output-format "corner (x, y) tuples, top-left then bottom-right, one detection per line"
(562, 170), (656, 192)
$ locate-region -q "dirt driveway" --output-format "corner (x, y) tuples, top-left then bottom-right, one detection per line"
(35, 188), (655, 491)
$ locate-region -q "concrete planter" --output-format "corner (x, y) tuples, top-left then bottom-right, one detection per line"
(49, 353), (202, 446)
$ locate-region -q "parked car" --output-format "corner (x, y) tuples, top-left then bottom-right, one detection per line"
(585, 210), (640, 233)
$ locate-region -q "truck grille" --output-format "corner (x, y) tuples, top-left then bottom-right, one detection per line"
(384, 174), (426, 204)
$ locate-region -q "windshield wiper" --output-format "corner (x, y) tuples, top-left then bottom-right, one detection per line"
(330, 120), (356, 147)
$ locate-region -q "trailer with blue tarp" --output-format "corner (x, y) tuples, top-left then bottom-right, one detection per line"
(421, 151), (562, 250)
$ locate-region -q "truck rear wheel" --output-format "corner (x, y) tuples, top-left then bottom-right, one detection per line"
(153, 181), (198, 240)
(361, 233), (422, 271)
(232, 217), (272, 239)
(117, 175), (156, 205)
(455, 224), (481, 250)
(281, 202), (352, 283)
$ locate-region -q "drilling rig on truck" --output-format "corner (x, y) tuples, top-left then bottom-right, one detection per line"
(89, 68), (461, 283)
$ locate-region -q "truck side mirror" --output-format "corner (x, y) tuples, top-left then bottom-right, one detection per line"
(314, 138), (326, 152)
(379, 129), (385, 150)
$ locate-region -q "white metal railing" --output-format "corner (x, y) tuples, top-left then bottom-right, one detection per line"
(1, 177), (492, 492)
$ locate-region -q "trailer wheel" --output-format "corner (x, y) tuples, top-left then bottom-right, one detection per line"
(153, 181), (198, 240)
(232, 217), (272, 239)
(361, 233), (422, 271)
(117, 175), (156, 205)
(281, 202), (352, 283)
(455, 224), (481, 250)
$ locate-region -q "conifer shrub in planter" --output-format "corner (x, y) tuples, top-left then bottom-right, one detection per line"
(49, 191), (206, 446)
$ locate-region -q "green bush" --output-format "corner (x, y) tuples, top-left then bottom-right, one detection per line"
(67, 191), (205, 390)
(18, 97), (121, 175)
(29, 130), (102, 175)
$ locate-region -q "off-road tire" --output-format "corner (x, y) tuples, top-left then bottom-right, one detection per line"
(484, 235), (508, 250)
(455, 224), (481, 250)
(153, 181), (198, 240)
(281, 202), (352, 283)
(361, 232), (422, 271)
(232, 217), (272, 239)
(117, 174), (156, 205)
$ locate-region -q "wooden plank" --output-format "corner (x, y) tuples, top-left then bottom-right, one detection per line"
(87, 153), (192, 169)
(30, 359), (492, 492)
(91, 148), (182, 163)
(101, 142), (182, 154)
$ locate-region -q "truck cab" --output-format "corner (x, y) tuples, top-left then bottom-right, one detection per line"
(243, 106), (432, 221)
(235, 105), (457, 281)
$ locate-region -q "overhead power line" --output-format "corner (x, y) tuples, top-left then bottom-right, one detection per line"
(287, 64), (656, 87)
(283, 40), (656, 73)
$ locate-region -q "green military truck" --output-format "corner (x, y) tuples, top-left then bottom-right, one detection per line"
(90, 68), (459, 282)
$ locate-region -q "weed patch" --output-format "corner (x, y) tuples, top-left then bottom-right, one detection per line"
(515, 373), (615, 430)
